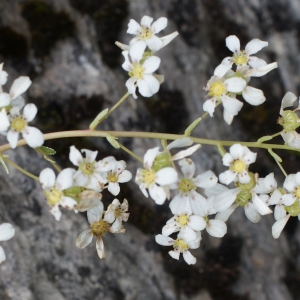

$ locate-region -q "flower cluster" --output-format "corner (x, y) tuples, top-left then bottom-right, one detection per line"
(117, 16), (178, 99)
(0, 64), (44, 149)
(204, 35), (278, 124)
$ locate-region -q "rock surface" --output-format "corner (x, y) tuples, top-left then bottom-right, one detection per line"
(0, 0), (299, 299)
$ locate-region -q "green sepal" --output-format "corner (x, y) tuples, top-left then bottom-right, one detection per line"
(38, 146), (56, 156)
(63, 186), (85, 202)
(184, 118), (201, 136)
(106, 134), (120, 149)
(268, 149), (282, 163)
(89, 108), (109, 130)
(285, 199), (300, 217)
(257, 136), (273, 143)
(152, 153), (172, 172)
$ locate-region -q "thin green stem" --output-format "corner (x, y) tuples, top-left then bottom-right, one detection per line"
(274, 159), (288, 177)
(0, 130), (299, 153)
(3, 157), (39, 181)
(270, 132), (282, 138)
(35, 148), (62, 172)
(118, 143), (143, 162)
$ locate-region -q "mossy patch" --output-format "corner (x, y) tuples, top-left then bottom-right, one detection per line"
(21, 0), (76, 57)
(70, 0), (128, 68)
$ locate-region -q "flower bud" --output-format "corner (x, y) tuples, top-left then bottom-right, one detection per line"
(278, 110), (300, 131)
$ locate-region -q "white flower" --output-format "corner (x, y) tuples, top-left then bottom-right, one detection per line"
(102, 160), (132, 196)
(127, 16), (178, 52)
(282, 173), (300, 206)
(155, 231), (201, 265)
(122, 41), (161, 98)
(135, 147), (178, 205)
(272, 214), (290, 239)
(214, 35), (269, 77)
(0, 223), (15, 263)
(203, 75), (246, 125)
(103, 199), (129, 233)
(4, 103), (44, 149)
(277, 92), (300, 148)
(219, 144), (257, 185)
(39, 168), (76, 221)
(69, 146), (107, 192)
(162, 206), (206, 241)
(76, 202), (106, 259)
(169, 158), (218, 216)
(0, 74), (31, 109)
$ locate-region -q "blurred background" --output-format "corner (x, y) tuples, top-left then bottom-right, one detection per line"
(0, 0), (300, 299)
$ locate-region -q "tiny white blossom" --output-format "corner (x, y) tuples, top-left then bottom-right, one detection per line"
(135, 147), (178, 205)
(282, 173), (300, 207)
(39, 168), (76, 221)
(0, 223), (15, 263)
(5, 103), (44, 149)
(219, 144), (257, 185)
(155, 231), (201, 265)
(122, 41), (161, 98)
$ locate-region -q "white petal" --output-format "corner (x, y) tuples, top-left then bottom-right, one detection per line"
(245, 38), (268, 55)
(204, 183), (228, 197)
(96, 237), (105, 259)
(144, 147), (160, 169)
(87, 203), (104, 224)
(69, 146), (83, 166)
(244, 203), (261, 223)
(39, 168), (56, 188)
(108, 182), (120, 196)
(280, 92), (297, 114)
(143, 56), (161, 73)
(118, 170), (132, 183)
(203, 99), (216, 116)
(206, 219), (227, 237)
(0, 108), (10, 132)
(151, 17), (167, 33)
(23, 103), (37, 122)
(171, 145), (201, 161)
(222, 153), (234, 166)
(0, 223), (15, 241)
(169, 194), (189, 215)
(219, 170), (237, 185)
(81, 149), (97, 163)
(183, 250), (196, 265)
(224, 77), (246, 93)
(141, 16), (153, 28)
(22, 126), (44, 148)
(169, 250), (180, 260)
(149, 184), (166, 204)
(238, 171), (251, 184)
(155, 234), (174, 246)
(283, 174), (297, 192)
(0, 93), (10, 107)
(242, 86), (265, 105)
(125, 77), (137, 99)
(223, 110), (234, 125)
(0, 246), (6, 263)
(272, 215), (290, 239)
(162, 222), (179, 236)
(156, 167), (178, 185)
(226, 35), (241, 53)
(214, 188), (240, 212)
(269, 189), (283, 205)
(283, 132), (300, 149)
(252, 193), (272, 215)
(274, 204), (287, 221)
(146, 36), (163, 52)
(60, 196), (77, 209)
(129, 41), (146, 62)
(248, 56), (267, 68)
(9, 76), (32, 99)
(214, 57), (233, 77)
(115, 41), (130, 51)
(50, 205), (61, 221)
(189, 191), (209, 216)
(7, 130), (19, 149)
(194, 170), (218, 188)
(245, 62), (278, 77)
(165, 138), (193, 151)
(282, 194), (297, 206)
(160, 31), (179, 48)
(215, 205), (237, 222)
(264, 173), (277, 191)
(178, 158), (195, 178)
(122, 51), (132, 71)
(137, 75), (160, 97)
(56, 168), (75, 190)
(76, 229), (93, 248)
(180, 226), (197, 241)
(222, 95), (243, 115)
(127, 19), (142, 35)
(229, 143), (244, 159)
(188, 215), (206, 231)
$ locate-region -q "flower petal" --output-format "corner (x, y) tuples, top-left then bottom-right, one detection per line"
(248, 56), (267, 68)
(272, 215), (290, 239)
(222, 95), (243, 115)
(0, 246), (6, 263)
(129, 41), (146, 62)
(9, 76), (32, 99)
(183, 250), (196, 265)
(22, 126), (44, 148)
(226, 35), (241, 53)
(156, 167), (178, 185)
(149, 184), (166, 204)
(56, 168), (75, 190)
(224, 77), (246, 93)
(39, 168), (56, 189)
(76, 229), (93, 248)
(155, 234), (174, 246)
(206, 219), (227, 237)
(178, 158), (195, 178)
(127, 19), (142, 35)
(7, 130), (19, 149)
(142, 56), (161, 73)
(87, 203), (104, 224)
(244, 202), (261, 223)
(252, 193), (272, 215)
(0, 223), (15, 241)
(141, 16), (153, 28)
(242, 86), (265, 105)
(137, 75), (160, 97)
(245, 62), (278, 77)
(245, 38), (268, 55)
(23, 103), (37, 122)
(214, 57), (233, 77)
(96, 237), (105, 259)
(151, 17), (167, 33)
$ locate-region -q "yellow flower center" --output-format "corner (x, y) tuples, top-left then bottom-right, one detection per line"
(142, 169), (156, 186)
(138, 26), (153, 40)
(295, 187), (300, 198)
(107, 172), (118, 183)
(230, 159), (246, 173)
(129, 64), (145, 80)
(90, 220), (110, 236)
(115, 208), (122, 218)
(233, 52), (248, 65)
(173, 239), (189, 252)
(11, 117), (26, 132)
(178, 178), (196, 194)
(208, 81), (226, 98)
(177, 214), (189, 226)
(45, 188), (63, 205)
(79, 161), (95, 176)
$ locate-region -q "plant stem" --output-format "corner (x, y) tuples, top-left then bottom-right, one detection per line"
(118, 143), (143, 162)
(3, 157), (39, 181)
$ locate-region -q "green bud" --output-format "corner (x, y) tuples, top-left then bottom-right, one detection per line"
(235, 190), (251, 207)
(235, 172), (256, 191)
(152, 153), (172, 172)
(285, 199), (300, 217)
(278, 110), (300, 131)
(63, 186), (85, 202)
